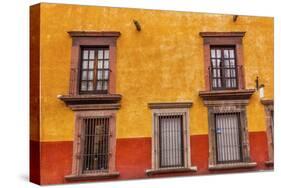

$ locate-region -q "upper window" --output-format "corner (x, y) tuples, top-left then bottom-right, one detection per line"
(200, 32), (245, 91)
(80, 47), (110, 94)
(210, 46), (238, 90)
(67, 31), (120, 96)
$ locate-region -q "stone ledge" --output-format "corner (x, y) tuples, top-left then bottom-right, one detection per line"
(265, 160), (274, 167)
(146, 166), (197, 176)
(148, 102), (193, 109)
(199, 89), (255, 101)
(65, 172), (120, 181)
(261, 98), (274, 106)
(208, 162), (257, 170)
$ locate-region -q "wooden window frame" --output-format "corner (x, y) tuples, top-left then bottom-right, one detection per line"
(210, 46), (239, 90)
(146, 102), (197, 175)
(79, 47), (110, 94)
(65, 110), (119, 181)
(204, 100), (257, 170)
(261, 99), (274, 166)
(68, 31), (120, 95)
(200, 32), (246, 91)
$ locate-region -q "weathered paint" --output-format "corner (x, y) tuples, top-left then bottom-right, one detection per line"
(30, 3), (274, 185)
(32, 3), (273, 142)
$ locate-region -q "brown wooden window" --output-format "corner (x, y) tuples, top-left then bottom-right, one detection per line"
(67, 31), (120, 96)
(80, 47), (110, 94)
(200, 32), (246, 91)
(81, 117), (110, 174)
(158, 114), (184, 168)
(214, 113), (242, 164)
(210, 46), (238, 90)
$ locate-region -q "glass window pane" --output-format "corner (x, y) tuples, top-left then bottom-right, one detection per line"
(211, 49), (216, 58)
(98, 60), (103, 69)
(224, 60), (230, 67)
(103, 81), (108, 90)
(229, 50), (235, 58)
(80, 81), (87, 91)
(88, 71), (93, 80)
(82, 61), (88, 69)
(216, 49), (221, 58)
(104, 50), (109, 59)
(213, 79), (217, 88)
(230, 59), (235, 67)
(104, 60), (109, 69)
(211, 59), (216, 67)
(98, 50), (104, 59)
(224, 50), (229, 58)
(96, 81), (102, 90)
(89, 61), (94, 69)
(231, 69), (236, 77)
(216, 59), (221, 67)
(88, 81), (93, 91)
(89, 50), (95, 59)
(82, 71), (88, 80)
(103, 70), (109, 79)
(83, 50), (88, 59)
(97, 71), (102, 80)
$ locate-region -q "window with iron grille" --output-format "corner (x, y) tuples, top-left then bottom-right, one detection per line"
(210, 46), (238, 90)
(158, 114), (184, 168)
(80, 47), (110, 94)
(214, 113), (243, 164)
(81, 117), (110, 174)
(147, 102), (196, 175)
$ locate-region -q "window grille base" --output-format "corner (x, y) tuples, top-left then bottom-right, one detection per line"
(146, 166), (197, 176)
(265, 160), (274, 166)
(208, 162), (257, 170)
(65, 172), (120, 181)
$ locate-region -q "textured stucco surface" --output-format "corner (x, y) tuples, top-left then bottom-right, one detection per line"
(35, 3), (273, 141)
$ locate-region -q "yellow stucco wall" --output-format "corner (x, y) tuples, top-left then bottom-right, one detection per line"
(36, 3), (273, 142)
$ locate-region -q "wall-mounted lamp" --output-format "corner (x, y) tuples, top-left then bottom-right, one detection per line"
(255, 76), (265, 98)
(133, 20), (141, 31)
(233, 15), (238, 22)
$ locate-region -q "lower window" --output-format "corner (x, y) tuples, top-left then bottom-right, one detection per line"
(81, 117), (110, 174)
(208, 106), (254, 168)
(158, 114), (184, 168)
(214, 113), (242, 164)
(66, 111), (119, 180)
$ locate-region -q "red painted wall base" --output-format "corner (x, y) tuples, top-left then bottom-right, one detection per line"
(30, 131), (273, 185)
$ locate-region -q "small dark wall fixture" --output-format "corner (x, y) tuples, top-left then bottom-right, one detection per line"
(255, 76), (265, 90)
(233, 15), (238, 22)
(133, 20), (141, 31)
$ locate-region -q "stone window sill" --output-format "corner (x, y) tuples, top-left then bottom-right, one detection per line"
(65, 172), (120, 181)
(208, 162), (257, 170)
(265, 160), (274, 166)
(199, 89), (255, 101)
(146, 166), (197, 176)
(58, 94), (122, 110)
